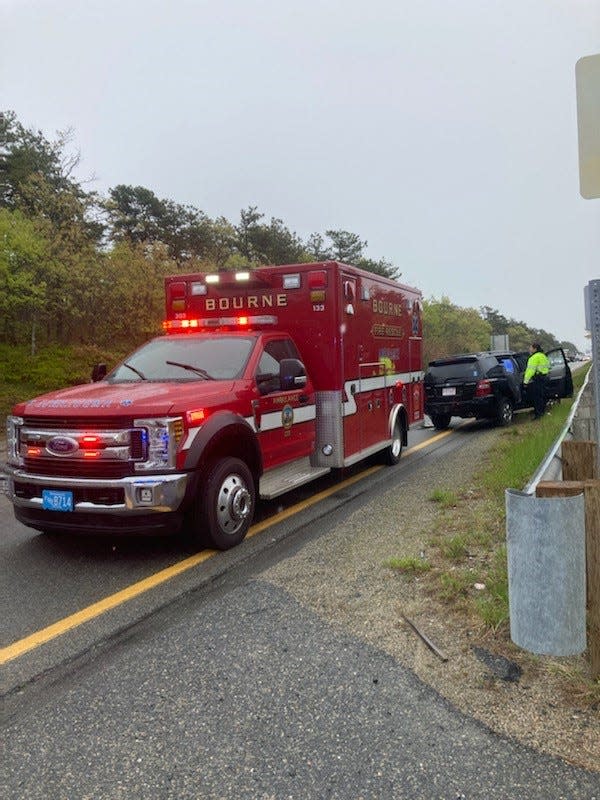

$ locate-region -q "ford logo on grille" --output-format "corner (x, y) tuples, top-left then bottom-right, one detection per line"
(47, 436), (79, 456)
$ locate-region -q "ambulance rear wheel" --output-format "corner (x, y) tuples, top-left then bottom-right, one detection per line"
(383, 418), (404, 465)
(195, 457), (255, 550)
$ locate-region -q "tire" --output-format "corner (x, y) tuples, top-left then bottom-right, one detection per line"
(383, 418), (404, 465)
(430, 413), (451, 431)
(495, 398), (513, 427)
(192, 457), (255, 550)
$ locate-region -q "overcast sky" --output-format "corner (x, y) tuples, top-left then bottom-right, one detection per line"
(2, 0), (599, 350)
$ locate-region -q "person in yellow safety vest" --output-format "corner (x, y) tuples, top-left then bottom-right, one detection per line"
(523, 342), (550, 419)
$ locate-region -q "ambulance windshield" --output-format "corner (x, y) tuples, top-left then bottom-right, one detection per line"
(108, 335), (256, 382)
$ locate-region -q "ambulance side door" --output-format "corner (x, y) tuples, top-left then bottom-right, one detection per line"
(253, 338), (316, 471)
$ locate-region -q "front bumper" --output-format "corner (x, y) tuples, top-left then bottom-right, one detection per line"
(6, 467), (189, 515)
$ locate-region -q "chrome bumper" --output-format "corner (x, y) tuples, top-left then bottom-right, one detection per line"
(6, 467), (189, 514)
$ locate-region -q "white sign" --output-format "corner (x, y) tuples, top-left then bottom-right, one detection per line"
(576, 54), (600, 199)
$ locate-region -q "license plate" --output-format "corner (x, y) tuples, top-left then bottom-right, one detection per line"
(442, 387), (456, 396)
(42, 489), (74, 512)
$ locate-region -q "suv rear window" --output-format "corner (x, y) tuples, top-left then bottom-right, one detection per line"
(426, 358), (481, 381)
(426, 355), (500, 382)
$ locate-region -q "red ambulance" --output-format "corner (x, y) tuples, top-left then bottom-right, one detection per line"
(6, 261), (423, 549)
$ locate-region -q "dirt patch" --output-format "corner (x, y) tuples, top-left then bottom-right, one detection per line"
(263, 428), (600, 772)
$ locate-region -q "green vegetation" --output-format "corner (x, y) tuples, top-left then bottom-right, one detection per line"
(438, 533), (471, 561)
(385, 556), (431, 574)
(428, 488), (459, 508)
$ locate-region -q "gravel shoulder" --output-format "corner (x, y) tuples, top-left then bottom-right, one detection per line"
(262, 427), (599, 773)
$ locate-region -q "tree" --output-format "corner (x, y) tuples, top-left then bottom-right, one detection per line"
(324, 229), (366, 263)
(0, 111), (103, 245)
(305, 229), (400, 278)
(480, 306), (509, 335)
(356, 256), (400, 280)
(105, 185), (171, 247)
(235, 206), (306, 266)
(423, 297), (491, 364)
(305, 232), (329, 261)
(0, 208), (48, 347)
(1, 111), (70, 206)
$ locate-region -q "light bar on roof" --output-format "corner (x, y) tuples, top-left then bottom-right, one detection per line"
(163, 315), (277, 332)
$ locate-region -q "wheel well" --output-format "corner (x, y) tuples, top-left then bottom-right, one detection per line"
(198, 427), (261, 481)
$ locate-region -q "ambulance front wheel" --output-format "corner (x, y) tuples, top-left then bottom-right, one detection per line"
(192, 457), (255, 550)
(383, 418), (404, 465)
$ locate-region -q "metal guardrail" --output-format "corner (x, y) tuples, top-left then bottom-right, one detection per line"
(523, 365), (592, 495)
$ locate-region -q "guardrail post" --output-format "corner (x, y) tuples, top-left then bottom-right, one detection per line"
(561, 440), (597, 480)
(535, 479), (600, 680)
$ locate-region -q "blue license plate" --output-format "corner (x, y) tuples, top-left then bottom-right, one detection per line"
(42, 489), (74, 512)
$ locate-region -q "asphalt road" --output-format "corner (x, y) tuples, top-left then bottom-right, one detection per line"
(2, 421), (599, 799)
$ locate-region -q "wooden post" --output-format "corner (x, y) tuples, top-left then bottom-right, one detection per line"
(535, 479), (600, 679)
(535, 481), (584, 498)
(561, 440), (597, 481)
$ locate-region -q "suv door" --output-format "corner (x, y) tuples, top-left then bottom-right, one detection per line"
(545, 348), (574, 399)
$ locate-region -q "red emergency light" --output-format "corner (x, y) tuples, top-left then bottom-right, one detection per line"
(81, 435), (101, 448)
(308, 270), (328, 289)
(163, 315), (277, 332)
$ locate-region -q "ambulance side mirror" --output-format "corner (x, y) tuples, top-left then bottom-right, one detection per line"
(280, 358), (307, 390)
(91, 363), (107, 382)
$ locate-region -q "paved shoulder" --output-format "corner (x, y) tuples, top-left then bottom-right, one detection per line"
(3, 581), (598, 800)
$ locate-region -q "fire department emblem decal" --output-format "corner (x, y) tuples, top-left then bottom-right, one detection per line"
(281, 404), (294, 430)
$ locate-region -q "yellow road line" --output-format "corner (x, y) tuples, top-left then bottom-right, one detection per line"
(1, 428), (454, 665)
(0, 550), (217, 664)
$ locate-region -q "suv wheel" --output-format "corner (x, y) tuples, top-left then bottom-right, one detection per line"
(430, 412), (451, 431)
(495, 398), (513, 427)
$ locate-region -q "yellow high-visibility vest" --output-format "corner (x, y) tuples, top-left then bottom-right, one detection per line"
(524, 351), (550, 383)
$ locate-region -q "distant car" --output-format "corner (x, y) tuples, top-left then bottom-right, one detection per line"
(424, 349), (573, 430)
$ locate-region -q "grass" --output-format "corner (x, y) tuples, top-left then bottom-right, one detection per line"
(428, 488), (458, 507)
(385, 556), (431, 574)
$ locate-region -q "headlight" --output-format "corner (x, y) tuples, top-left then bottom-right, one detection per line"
(6, 416), (24, 467)
(133, 417), (184, 471)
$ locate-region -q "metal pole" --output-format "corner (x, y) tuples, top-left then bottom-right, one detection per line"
(585, 280), (600, 470)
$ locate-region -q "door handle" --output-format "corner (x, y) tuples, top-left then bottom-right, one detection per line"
(299, 394), (309, 404)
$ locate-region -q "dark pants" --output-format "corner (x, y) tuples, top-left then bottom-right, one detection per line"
(528, 375), (547, 418)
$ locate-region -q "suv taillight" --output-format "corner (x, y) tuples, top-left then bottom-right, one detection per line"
(475, 379), (493, 397)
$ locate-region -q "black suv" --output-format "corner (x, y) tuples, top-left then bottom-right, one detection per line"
(424, 349), (573, 430)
